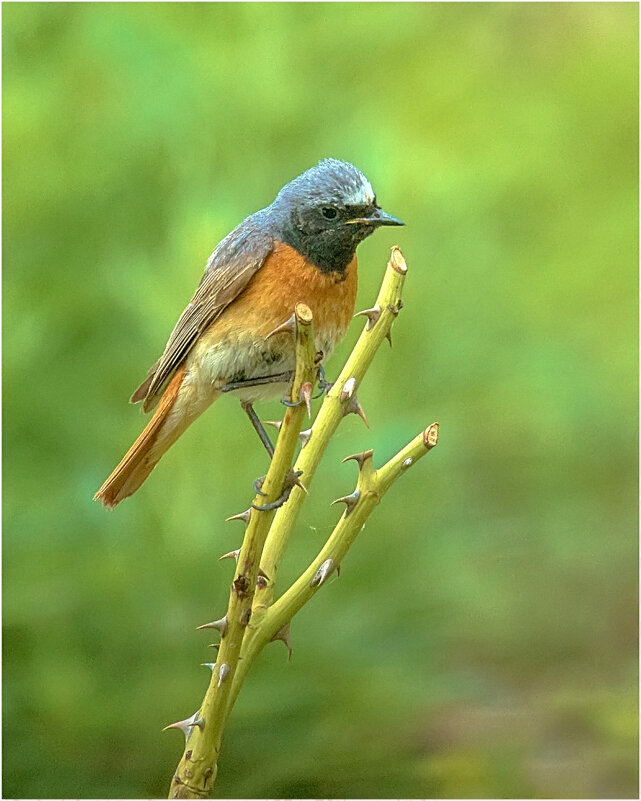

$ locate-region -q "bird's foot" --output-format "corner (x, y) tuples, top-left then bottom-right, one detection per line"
(252, 469), (304, 511)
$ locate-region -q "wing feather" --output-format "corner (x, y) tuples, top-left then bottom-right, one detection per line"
(138, 213), (274, 412)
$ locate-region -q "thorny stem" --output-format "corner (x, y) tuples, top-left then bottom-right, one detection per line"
(226, 424), (439, 717)
(253, 246), (408, 617)
(168, 303), (317, 799)
(165, 248), (440, 798)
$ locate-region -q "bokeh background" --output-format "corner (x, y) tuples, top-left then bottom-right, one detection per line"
(3, 3), (638, 798)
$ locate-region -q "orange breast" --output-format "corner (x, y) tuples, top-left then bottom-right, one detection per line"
(212, 241), (358, 350)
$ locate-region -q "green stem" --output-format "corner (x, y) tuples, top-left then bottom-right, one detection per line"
(168, 303), (317, 799)
(227, 423), (439, 715)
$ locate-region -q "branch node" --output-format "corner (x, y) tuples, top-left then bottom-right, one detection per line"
(217, 664), (230, 687)
(310, 558), (335, 587)
(340, 376), (357, 401)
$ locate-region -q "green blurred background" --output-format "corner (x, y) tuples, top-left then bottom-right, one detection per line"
(3, 3), (638, 798)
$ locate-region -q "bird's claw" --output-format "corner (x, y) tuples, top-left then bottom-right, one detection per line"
(281, 397), (305, 408)
(252, 470), (304, 512)
(253, 476), (267, 496)
(312, 364), (333, 399)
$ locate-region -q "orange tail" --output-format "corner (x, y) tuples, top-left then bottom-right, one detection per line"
(95, 365), (191, 508)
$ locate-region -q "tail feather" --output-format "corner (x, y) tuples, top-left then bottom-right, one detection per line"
(95, 365), (188, 508)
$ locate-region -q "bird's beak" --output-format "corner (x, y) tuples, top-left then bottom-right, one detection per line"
(345, 208), (405, 226)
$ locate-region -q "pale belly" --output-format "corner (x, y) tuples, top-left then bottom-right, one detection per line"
(185, 329), (339, 405)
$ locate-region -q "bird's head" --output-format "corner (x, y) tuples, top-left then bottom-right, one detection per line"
(271, 158), (404, 274)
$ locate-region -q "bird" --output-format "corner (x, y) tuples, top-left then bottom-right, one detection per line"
(94, 158), (403, 508)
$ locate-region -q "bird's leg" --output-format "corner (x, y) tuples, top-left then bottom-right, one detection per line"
(239, 400), (302, 509)
(241, 401), (275, 460)
(240, 401), (273, 498)
(228, 374), (308, 511)
(242, 418), (304, 510)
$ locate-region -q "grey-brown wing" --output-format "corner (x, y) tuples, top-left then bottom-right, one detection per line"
(137, 216), (274, 412)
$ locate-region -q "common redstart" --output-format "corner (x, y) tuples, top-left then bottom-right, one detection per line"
(94, 159), (403, 508)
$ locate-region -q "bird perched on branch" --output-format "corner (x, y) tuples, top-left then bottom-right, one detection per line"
(94, 158), (403, 508)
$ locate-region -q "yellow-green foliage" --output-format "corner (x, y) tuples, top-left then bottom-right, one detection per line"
(3, 4), (637, 798)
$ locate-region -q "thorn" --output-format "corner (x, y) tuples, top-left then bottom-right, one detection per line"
(385, 330), (392, 347)
(344, 395), (369, 428)
(342, 449), (374, 470)
(299, 428), (312, 448)
(263, 420), (282, 432)
(310, 558), (335, 587)
(331, 489), (360, 516)
(291, 471), (308, 494)
(201, 663), (216, 671)
(225, 509), (251, 525)
(423, 422), (439, 449)
(217, 663), (230, 687)
(196, 616), (227, 636)
(353, 304), (382, 330)
(219, 548), (240, 561)
(340, 377), (357, 401)
(266, 314), (296, 340)
(162, 711), (204, 738)
(401, 457), (413, 470)
(208, 643), (220, 651)
(300, 381), (313, 417)
(271, 622), (293, 660)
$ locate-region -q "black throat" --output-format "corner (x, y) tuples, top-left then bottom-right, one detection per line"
(279, 224), (369, 276)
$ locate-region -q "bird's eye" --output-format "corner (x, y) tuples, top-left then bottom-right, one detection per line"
(321, 207), (338, 220)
